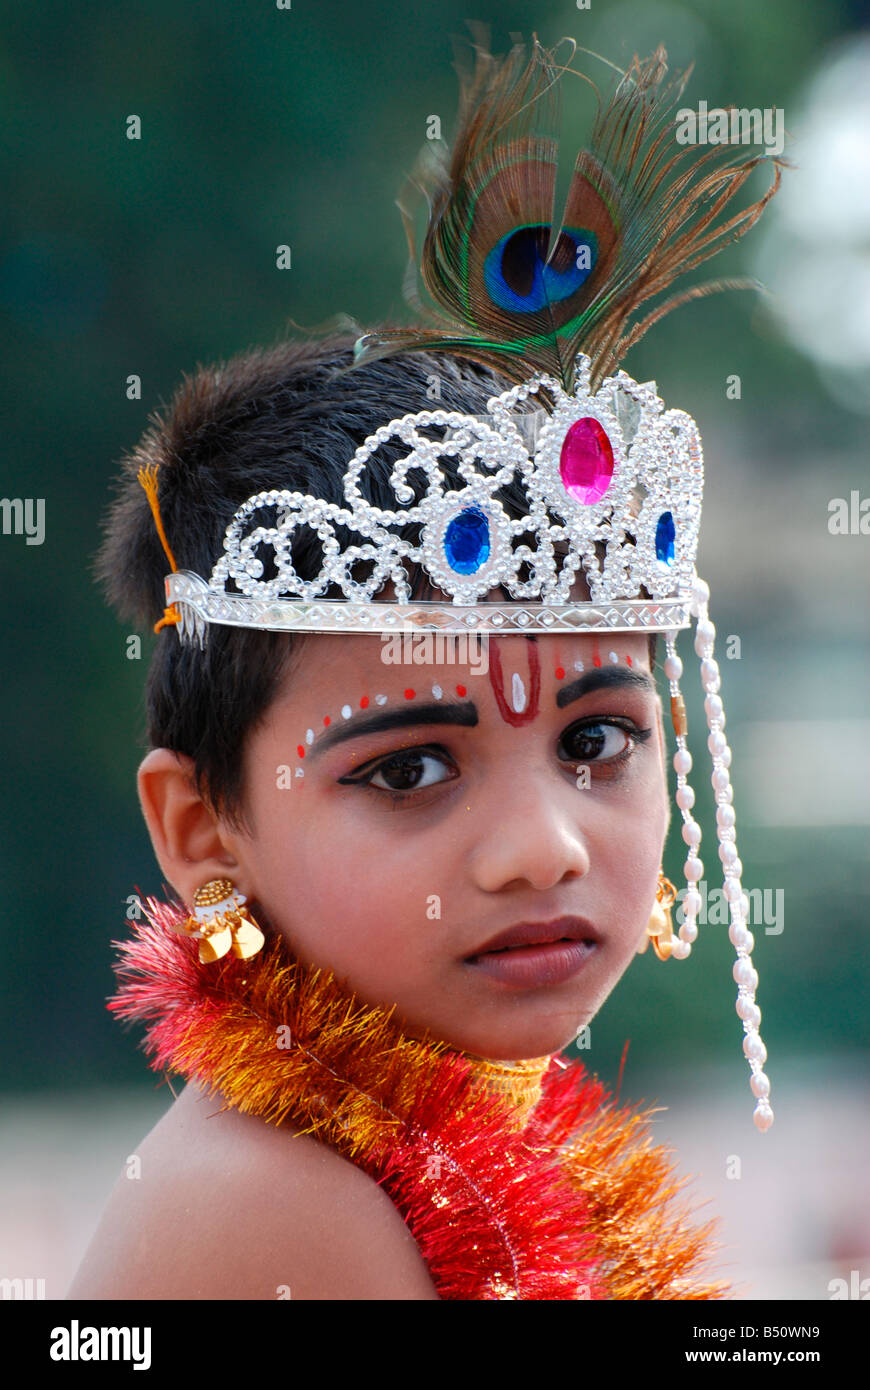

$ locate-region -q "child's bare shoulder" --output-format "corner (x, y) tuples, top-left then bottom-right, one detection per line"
(68, 1079), (439, 1301)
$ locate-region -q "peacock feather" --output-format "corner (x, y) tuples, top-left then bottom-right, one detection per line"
(353, 31), (784, 392)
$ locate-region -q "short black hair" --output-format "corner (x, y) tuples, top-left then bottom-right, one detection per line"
(96, 332), (657, 831)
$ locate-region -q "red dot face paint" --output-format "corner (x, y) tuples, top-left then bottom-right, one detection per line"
(456, 684), (467, 697)
(360, 696), (370, 709)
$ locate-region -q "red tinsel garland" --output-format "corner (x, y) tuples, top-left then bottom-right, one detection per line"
(108, 897), (728, 1301)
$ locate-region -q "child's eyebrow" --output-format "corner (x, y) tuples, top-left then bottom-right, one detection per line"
(307, 667), (656, 758)
(556, 666), (657, 708)
(308, 701), (479, 757)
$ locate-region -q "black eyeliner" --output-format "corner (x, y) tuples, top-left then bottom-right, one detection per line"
(336, 743), (455, 785)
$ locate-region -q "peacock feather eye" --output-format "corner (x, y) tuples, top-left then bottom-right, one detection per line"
(484, 225), (598, 313)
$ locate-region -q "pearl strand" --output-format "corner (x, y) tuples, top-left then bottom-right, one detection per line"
(663, 633), (701, 960)
(690, 575), (773, 1133)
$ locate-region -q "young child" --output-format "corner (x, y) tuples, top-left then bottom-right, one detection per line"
(69, 35), (778, 1301)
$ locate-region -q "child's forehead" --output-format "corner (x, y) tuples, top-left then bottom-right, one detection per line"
(276, 630), (654, 706)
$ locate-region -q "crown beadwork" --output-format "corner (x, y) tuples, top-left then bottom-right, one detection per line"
(165, 355), (703, 644)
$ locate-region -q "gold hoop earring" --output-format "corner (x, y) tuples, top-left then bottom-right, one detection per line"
(179, 879), (265, 964)
(638, 872), (678, 962)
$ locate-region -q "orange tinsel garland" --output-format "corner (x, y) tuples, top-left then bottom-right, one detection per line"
(109, 896), (729, 1301)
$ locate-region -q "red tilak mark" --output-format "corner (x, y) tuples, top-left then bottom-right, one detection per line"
(456, 683), (467, 697)
(555, 666), (565, 680)
(296, 745), (305, 759)
(626, 654), (632, 667)
(360, 695), (370, 709)
(486, 636), (542, 727)
(323, 716), (331, 727)
(404, 688), (415, 699)
(592, 636), (602, 668)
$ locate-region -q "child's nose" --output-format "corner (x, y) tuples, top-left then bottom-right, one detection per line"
(465, 772), (592, 894)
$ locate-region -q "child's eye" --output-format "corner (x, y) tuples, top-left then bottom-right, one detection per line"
(558, 718), (652, 766)
(338, 746), (458, 796)
(369, 750), (456, 792)
(336, 721), (651, 804)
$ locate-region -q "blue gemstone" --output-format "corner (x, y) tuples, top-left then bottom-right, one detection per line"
(655, 511), (676, 565)
(444, 505), (491, 575)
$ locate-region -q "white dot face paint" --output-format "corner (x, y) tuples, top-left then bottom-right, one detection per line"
(573, 659), (584, 672)
(341, 704), (352, 719)
(375, 694), (388, 705)
(609, 651), (618, 663)
(305, 729), (314, 745)
(432, 684), (443, 699)
(511, 672), (527, 713)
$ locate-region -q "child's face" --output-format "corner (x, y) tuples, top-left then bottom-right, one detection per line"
(227, 630), (669, 1060)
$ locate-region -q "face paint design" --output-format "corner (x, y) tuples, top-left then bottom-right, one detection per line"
(291, 650), (642, 768)
(486, 636), (542, 726)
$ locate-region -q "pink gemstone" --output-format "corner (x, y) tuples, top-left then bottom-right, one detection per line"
(559, 417), (614, 504)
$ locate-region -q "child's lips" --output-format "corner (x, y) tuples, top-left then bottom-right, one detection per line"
(463, 916), (601, 986)
(466, 937), (598, 988)
(465, 915), (600, 961)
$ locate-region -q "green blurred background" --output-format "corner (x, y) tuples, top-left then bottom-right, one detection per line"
(1, 0), (868, 1296)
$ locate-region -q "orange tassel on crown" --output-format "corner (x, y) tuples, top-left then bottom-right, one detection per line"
(136, 463), (181, 633)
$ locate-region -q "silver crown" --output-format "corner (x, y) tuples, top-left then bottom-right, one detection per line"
(166, 354), (703, 644)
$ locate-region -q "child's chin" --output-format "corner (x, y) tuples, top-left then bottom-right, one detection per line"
(395, 995), (595, 1062)
(443, 1019), (592, 1063)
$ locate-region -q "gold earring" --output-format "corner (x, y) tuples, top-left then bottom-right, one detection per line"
(638, 872), (678, 961)
(179, 879), (265, 964)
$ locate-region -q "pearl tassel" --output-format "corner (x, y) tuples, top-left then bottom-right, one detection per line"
(662, 634), (701, 961)
(688, 574), (773, 1132)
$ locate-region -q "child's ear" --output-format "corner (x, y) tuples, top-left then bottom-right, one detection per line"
(137, 748), (244, 907)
